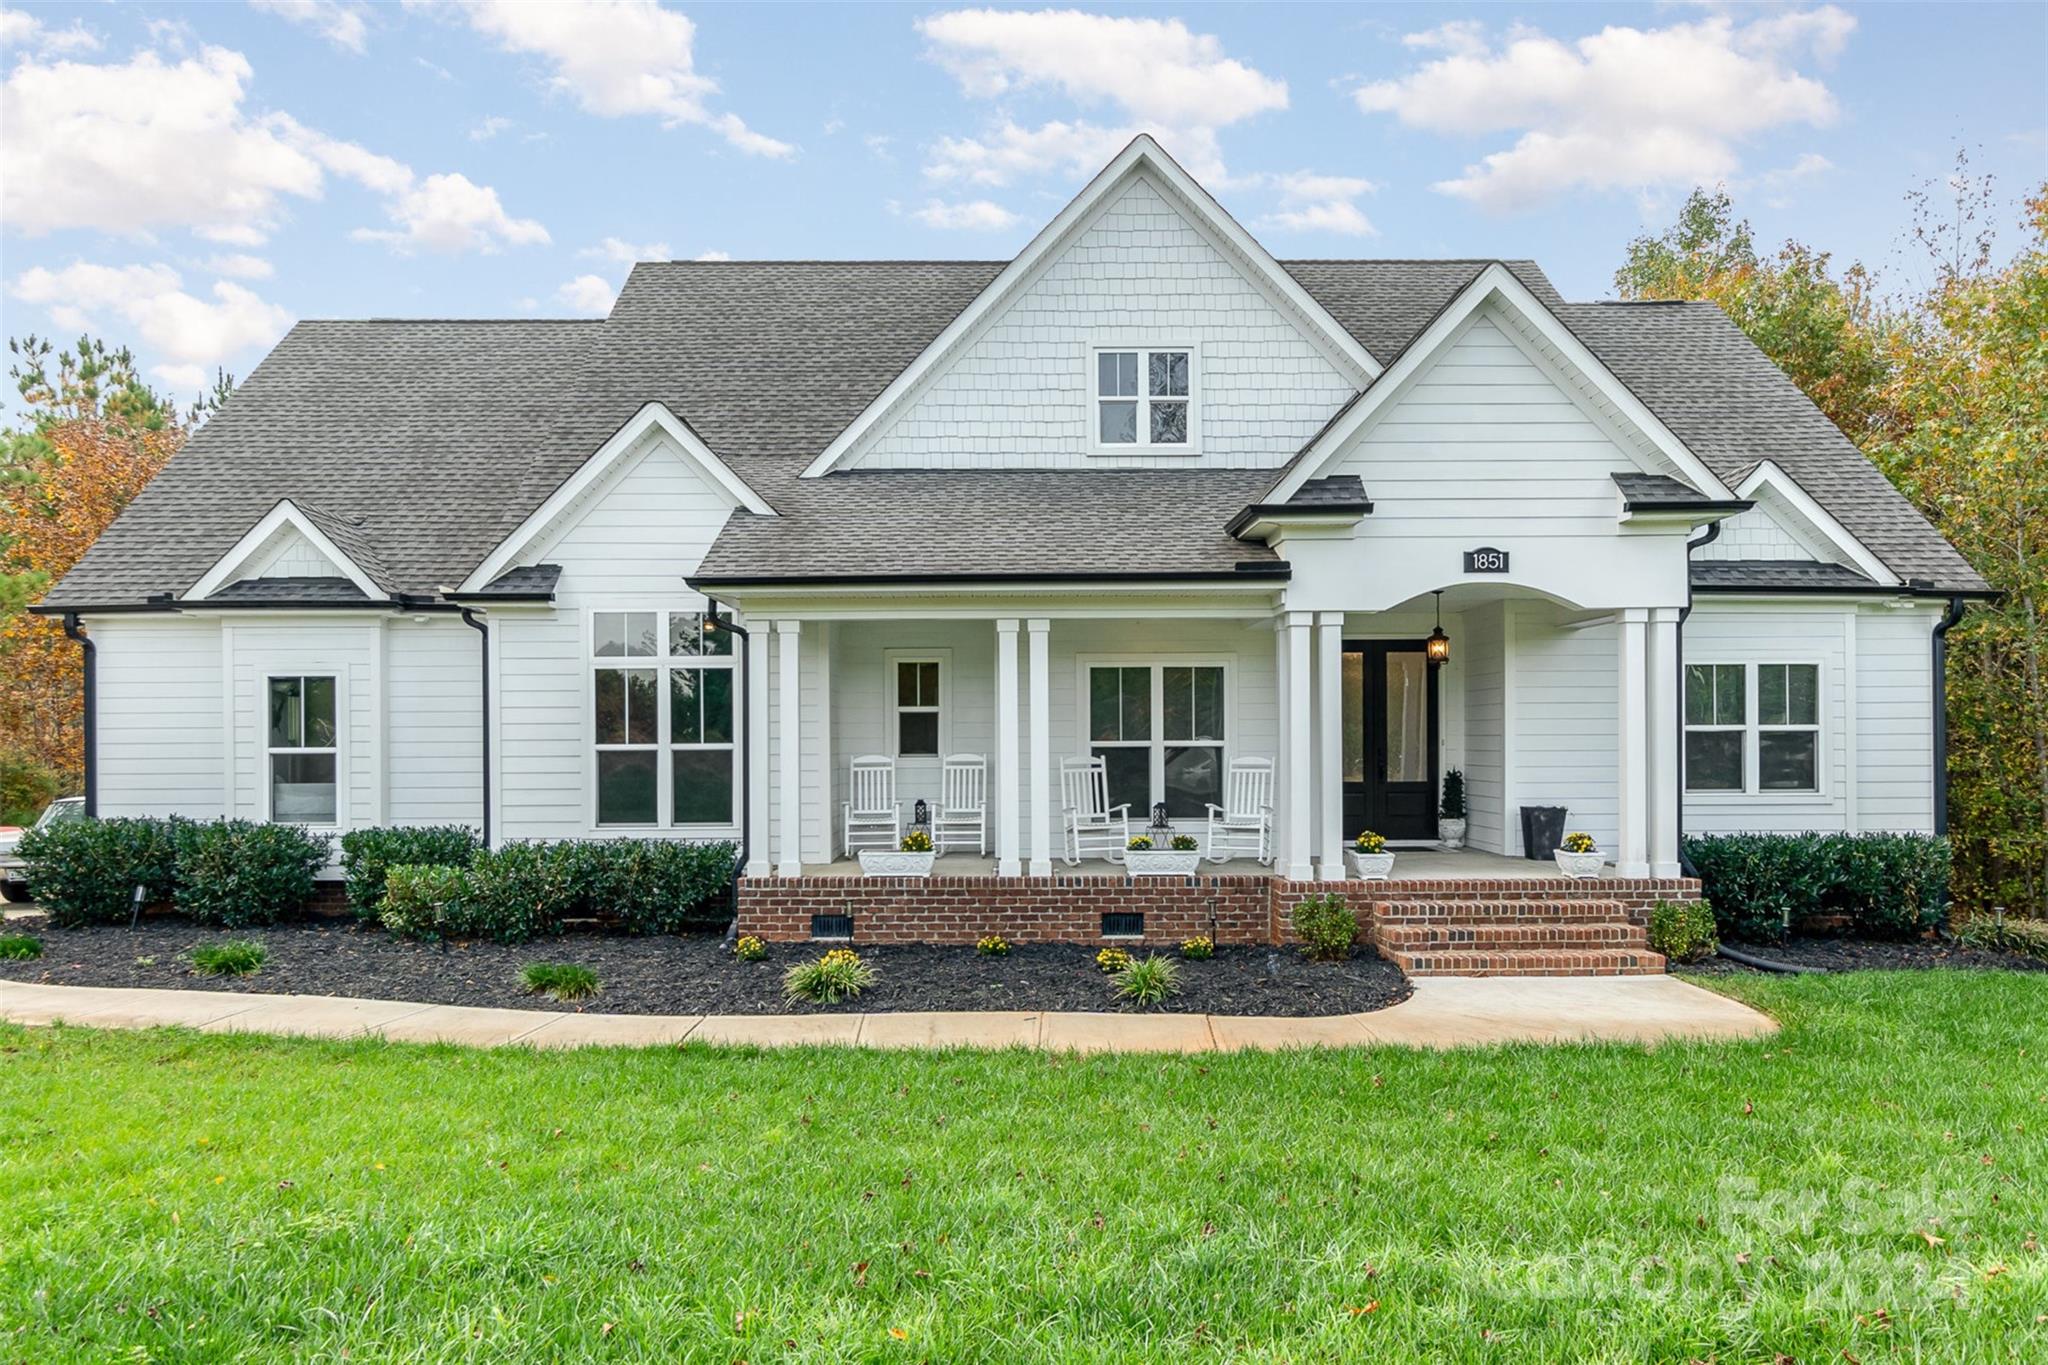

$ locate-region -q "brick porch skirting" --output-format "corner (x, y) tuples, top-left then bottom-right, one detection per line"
(734, 874), (1701, 947)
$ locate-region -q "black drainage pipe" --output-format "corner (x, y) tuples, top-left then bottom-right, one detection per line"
(1674, 520), (1723, 877)
(702, 596), (751, 945)
(1931, 596), (1967, 837)
(458, 608), (491, 847)
(1716, 944), (1827, 975)
(61, 613), (96, 817)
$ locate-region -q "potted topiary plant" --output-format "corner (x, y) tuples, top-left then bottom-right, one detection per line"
(1124, 832), (1200, 876)
(859, 828), (937, 877)
(1553, 831), (1604, 879)
(1348, 830), (1395, 880)
(1438, 769), (1467, 849)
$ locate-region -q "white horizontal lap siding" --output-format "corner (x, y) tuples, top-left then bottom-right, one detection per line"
(89, 617), (224, 817)
(1509, 605), (1618, 855)
(1856, 604), (1939, 831)
(854, 176), (1355, 470)
(498, 436), (738, 842)
(1457, 603), (1506, 854)
(1333, 311), (1654, 539)
(1681, 602), (1850, 834)
(385, 617), (482, 827)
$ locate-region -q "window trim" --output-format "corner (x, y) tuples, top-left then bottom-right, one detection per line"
(586, 605), (740, 834)
(884, 650), (949, 760)
(1088, 343), (1200, 456)
(1685, 659), (1827, 799)
(1076, 654), (1234, 815)
(262, 671), (343, 828)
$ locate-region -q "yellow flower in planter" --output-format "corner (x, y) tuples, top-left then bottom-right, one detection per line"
(900, 830), (934, 853)
(1561, 832), (1597, 854)
(1127, 835), (1153, 851)
(1354, 831), (1387, 855)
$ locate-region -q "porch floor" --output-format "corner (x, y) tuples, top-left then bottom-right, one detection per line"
(808, 847), (1600, 881)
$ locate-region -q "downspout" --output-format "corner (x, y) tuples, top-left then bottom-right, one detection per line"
(1931, 595), (1968, 837)
(702, 595), (750, 939)
(61, 613), (96, 817)
(1674, 520), (1723, 878)
(458, 608), (491, 847)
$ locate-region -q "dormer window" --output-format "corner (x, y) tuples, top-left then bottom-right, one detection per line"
(1094, 346), (1195, 452)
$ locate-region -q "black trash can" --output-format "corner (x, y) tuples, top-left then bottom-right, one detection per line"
(1519, 805), (1567, 860)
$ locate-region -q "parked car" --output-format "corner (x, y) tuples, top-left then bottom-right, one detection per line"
(0, 796), (85, 902)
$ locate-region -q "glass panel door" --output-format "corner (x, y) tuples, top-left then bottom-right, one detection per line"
(1384, 651), (1428, 784)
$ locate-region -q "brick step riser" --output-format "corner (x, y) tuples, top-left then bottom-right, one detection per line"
(1373, 903), (1628, 925)
(1377, 925), (1649, 950)
(1379, 946), (1667, 977)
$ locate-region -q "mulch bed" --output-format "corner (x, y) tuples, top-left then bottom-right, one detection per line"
(0, 916), (1412, 1017)
(1680, 935), (2048, 975)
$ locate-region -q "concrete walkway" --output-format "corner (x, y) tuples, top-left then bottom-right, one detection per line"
(0, 975), (1774, 1052)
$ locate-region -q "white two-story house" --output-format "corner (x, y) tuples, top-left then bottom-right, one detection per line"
(38, 138), (1987, 953)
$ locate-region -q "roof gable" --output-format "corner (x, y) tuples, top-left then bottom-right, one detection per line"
(1729, 460), (1899, 586)
(184, 498), (388, 602)
(801, 135), (1383, 477)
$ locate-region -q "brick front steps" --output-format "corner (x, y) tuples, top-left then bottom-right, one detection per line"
(1372, 899), (1668, 977)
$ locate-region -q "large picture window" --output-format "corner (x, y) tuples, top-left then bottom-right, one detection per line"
(268, 674), (338, 824)
(1088, 662), (1226, 817)
(1685, 662), (1820, 794)
(593, 609), (735, 828)
(1093, 347), (1194, 450)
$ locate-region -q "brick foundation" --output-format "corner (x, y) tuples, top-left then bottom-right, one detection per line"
(735, 874), (1699, 947)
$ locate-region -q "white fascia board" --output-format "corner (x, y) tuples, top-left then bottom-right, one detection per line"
(183, 498), (382, 601)
(798, 134), (1382, 478)
(1736, 460), (1900, 586)
(1267, 263), (1740, 506)
(457, 402), (773, 593)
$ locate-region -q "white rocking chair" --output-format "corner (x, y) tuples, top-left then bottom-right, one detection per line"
(1205, 757), (1275, 865)
(841, 754), (901, 855)
(931, 753), (987, 855)
(1060, 756), (1131, 866)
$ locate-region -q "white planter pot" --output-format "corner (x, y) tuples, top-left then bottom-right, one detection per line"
(1348, 850), (1397, 880)
(1438, 818), (1467, 849)
(859, 850), (936, 877)
(1553, 849), (1605, 879)
(1124, 848), (1201, 876)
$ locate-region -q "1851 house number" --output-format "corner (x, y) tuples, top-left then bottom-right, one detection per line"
(1463, 547), (1510, 573)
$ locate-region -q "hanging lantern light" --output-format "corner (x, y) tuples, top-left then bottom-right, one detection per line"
(1426, 590), (1452, 663)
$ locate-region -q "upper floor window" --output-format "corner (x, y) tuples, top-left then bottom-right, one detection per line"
(1094, 347), (1194, 451)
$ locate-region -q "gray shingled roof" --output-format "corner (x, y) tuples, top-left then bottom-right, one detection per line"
(1691, 560), (1879, 591)
(43, 259), (1984, 605)
(206, 576), (374, 604)
(1289, 475), (1370, 507)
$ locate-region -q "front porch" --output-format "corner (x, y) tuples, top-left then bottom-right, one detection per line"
(805, 847), (1592, 881)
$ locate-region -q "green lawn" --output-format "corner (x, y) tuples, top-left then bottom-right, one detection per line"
(2, 974), (2042, 1362)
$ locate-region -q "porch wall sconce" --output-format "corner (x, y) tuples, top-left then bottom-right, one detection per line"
(1426, 590), (1452, 663)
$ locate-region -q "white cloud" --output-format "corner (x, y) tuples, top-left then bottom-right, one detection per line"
(251, 0), (369, 55)
(1355, 7), (1854, 212)
(0, 40), (549, 254)
(205, 253), (275, 279)
(1, 6), (99, 53)
(555, 273), (617, 315)
(469, 114), (513, 141)
(692, 250), (732, 261)
(442, 0), (792, 157)
(910, 198), (1021, 231)
(1257, 171), (1378, 236)
(580, 236), (672, 266)
(10, 261), (292, 383)
(915, 9), (1286, 186)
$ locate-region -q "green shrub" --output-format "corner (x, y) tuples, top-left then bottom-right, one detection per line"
(1956, 915), (2048, 961)
(0, 933), (42, 960)
(20, 816), (180, 926)
(378, 864), (476, 942)
(1291, 892), (1357, 961)
(0, 750), (67, 828)
(1439, 769), (1466, 820)
(172, 820), (332, 928)
(462, 842), (574, 944)
(190, 939), (266, 976)
(1648, 900), (1719, 964)
(782, 947), (874, 1005)
(1684, 833), (1949, 943)
(734, 934), (768, 962)
(1179, 935), (1214, 960)
(521, 962), (600, 1001)
(339, 825), (482, 922)
(557, 839), (738, 934)
(1113, 955), (1179, 1008)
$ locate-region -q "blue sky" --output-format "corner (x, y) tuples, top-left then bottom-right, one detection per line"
(2, 2), (2043, 401)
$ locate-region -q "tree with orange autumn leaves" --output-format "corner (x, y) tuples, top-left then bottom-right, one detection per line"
(0, 336), (204, 822)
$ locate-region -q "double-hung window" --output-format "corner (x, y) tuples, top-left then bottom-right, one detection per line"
(894, 659), (942, 757)
(593, 609), (735, 828)
(1094, 347), (1193, 450)
(1088, 663), (1226, 816)
(1685, 662), (1820, 794)
(268, 675), (338, 824)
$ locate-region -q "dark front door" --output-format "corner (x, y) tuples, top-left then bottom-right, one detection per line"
(1341, 641), (1440, 843)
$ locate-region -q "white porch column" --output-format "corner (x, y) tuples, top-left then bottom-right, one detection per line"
(744, 617), (771, 877)
(1616, 608), (1650, 879)
(995, 618), (1022, 876)
(1027, 618), (1052, 876)
(775, 619), (803, 878)
(1315, 612), (1347, 878)
(1647, 607), (1682, 878)
(1283, 611), (1315, 881)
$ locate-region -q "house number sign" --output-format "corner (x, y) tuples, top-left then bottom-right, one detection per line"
(1463, 547), (1510, 573)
